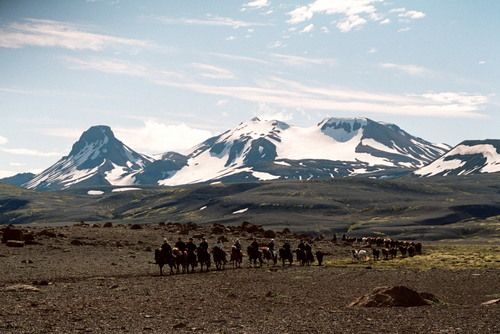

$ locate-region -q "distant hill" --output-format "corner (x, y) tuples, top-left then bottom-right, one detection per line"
(0, 173), (35, 186)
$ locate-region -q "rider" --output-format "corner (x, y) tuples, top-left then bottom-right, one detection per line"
(283, 240), (291, 252)
(161, 238), (172, 254)
(298, 239), (306, 252)
(199, 237), (209, 251)
(233, 238), (241, 251)
(175, 237), (186, 252)
(186, 237), (197, 253)
(214, 238), (224, 250)
(267, 238), (275, 258)
(304, 240), (312, 259)
(250, 238), (259, 252)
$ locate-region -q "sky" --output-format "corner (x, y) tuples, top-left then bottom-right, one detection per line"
(0, 0), (499, 177)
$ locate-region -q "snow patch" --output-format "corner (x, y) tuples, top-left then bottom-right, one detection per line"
(232, 208), (248, 214)
(252, 171), (281, 181)
(87, 190), (104, 196)
(112, 187), (141, 192)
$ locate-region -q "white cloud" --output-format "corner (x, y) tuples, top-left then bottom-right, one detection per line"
(9, 162), (26, 167)
(115, 120), (213, 154)
(243, 0), (269, 9)
(191, 63), (235, 80)
(320, 26), (330, 33)
(0, 18), (152, 51)
(0, 170), (17, 178)
(287, 1), (425, 32)
(0, 147), (62, 157)
(155, 15), (270, 29)
(271, 53), (335, 66)
(256, 103), (294, 121)
(367, 47), (377, 54)
(478, 60), (486, 65)
(208, 52), (270, 65)
(337, 15), (367, 32)
(216, 99), (229, 107)
(397, 27), (411, 33)
(300, 23), (315, 33)
(380, 63), (430, 76)
(225, 35), (236, 41)
(0, 135), (7, 145)
(399, 10), (426, 20)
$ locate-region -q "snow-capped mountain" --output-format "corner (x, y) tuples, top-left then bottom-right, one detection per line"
(24, 126), (154, 190)
(159, 117), (449, 185)
(415, 140), (500, 177)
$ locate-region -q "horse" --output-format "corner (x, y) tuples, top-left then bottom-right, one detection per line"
(212, 246), (227, 270)
(381, 248), (390, 260)
(185, 249), (198, 273)
(172, 248), (187, 273)
(372, 248), (380, 261)
(351, 249), (369, 262)
(230, 246), (243, 268)
(399, 246), (408, 257)
(247, 245), (263, 267)
(295, 248), (307, 266)
(305, 248), (315, 266)
(197, 247), (211, 272)
(279, 247), (293, 266)
(315, 250), (325, 266)
(389, 247), (398, 259)
(154, 247), (175, 276)
(408, 245), (416, 257)
(261, 247), (277, 265)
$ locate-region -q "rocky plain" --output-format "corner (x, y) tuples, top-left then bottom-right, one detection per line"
(0, 221), (499, 334)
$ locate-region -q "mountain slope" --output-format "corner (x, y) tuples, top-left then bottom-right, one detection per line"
(159, 117), (449, 185)
(24, 126), (153, 190)
(0, 173), (35, 187)
(415, 140), (500, 177)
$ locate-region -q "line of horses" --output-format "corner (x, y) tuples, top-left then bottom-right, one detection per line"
(154, 244), (326, 276)
(347, 237), (423, 262)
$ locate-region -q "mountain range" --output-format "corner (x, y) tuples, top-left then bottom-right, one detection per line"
(1, 117), (499, 191)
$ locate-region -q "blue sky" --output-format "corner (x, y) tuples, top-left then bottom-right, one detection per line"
(0, 0), (498, 177)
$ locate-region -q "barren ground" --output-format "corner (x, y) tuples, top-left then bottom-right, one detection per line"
(0, 223), (499, 334)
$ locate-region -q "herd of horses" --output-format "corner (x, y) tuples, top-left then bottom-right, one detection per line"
(154, 243), (326, 276)
(154, 236), (423, 276)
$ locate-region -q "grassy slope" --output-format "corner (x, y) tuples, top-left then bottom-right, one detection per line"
(1, 174), (500, 241)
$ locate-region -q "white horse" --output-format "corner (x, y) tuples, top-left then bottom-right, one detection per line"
(351, 249), (369, 262)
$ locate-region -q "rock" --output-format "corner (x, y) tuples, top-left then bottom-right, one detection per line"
(218, 235), (229, 242)
(482, 298), (500, 306)
(348, 286), (437, 307)
(103, 222), (113, 228)
(33, 280), (50, 286)
(130, 224), (143, 230)
(37, 230), (57, 238)
(144, 246), (152, 252)
(21, 259), (34, 264)
(263, 230), (276, 238)
(92, 224), (100, 228)
(6, 240), (25, 247)
(4, 284), (41, 292)
(173, 322), (187, 329)
(211, 224), (225, 234)
(2, 227), (24, 243)
(70, 239), (84, 246)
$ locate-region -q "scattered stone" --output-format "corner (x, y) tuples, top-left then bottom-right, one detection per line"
(482, 298), (500, 306)
(103, 222), (113, 228)
(173, 322), (187, 329)
(349, 286), (438, 307)
(37, 230), (57, 238)
(33, 280), (50, 286)
(211, 225), (225, 234)
(130, 224), (143, 230)
(92, 224), (100, 228)
(218, 235), (229, 242)
(21, 259), (34, 264)
(144, 246), (152, 252)
(6, 240), (25, 247)
(109, 284), (119, 290)
(4, 284), (41, 292)
(70, 239), (84, 246)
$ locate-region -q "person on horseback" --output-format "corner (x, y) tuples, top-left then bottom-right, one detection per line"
(298, 239), (306, 252)
(214, 239), (224, 250)
(250, 238), (259, 251)
(161, 238), (172, 254)
(233, 238), (241, 251)
(282, 240), (291, 252)
(186, 237), (197, 253)
(199, 237), (208, 251)
(175, 237), (186, 252)
(268, 238), (275, 259)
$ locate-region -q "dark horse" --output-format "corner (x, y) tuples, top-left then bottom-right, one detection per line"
(197, 247), (211, 272)
(172, 248), (187, 273)
(154, 247), (175, 276)
(230, 246), (243, 268)
(247, 245), (263, 267)
(212, 246), (227, 270)
(279, 247), (293, 266)
(185, 249), (198, 273)
(295, 248), (307, 266)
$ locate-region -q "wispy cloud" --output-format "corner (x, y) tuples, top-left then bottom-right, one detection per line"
(0, 147), (62, 157)
(0, 18), (152, 51)
(399, 10), (426, 20)
(243, 0), (270, 10)
(271, 53), (335, 66)
(154, 15), (270, 28)
(191, 63), (235, 80)
(0, 135), (8, 145)
(380, 63), (429, 76)
(65, 56), (489, 118)
(300, 23), (315, 33)
(208, 52), (270, 65)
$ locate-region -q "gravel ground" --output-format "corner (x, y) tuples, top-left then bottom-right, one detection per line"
(0, 224), (499, 334)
